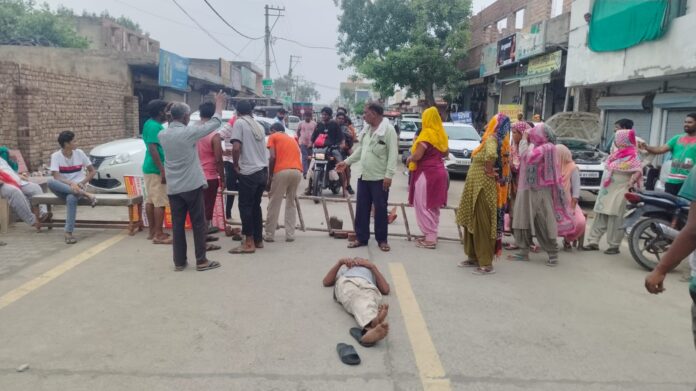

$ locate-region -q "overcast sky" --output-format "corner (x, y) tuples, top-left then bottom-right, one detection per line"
(43, 0), (495, 104)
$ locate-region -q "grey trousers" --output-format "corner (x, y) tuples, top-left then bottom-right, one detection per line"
(0, 182), (43, 226)
(265, 169), (302, 240)
(586, 211), (625, 249)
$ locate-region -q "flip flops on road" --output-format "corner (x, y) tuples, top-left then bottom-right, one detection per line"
(336, 343), (360, 366)
(349, 327), (376, 348)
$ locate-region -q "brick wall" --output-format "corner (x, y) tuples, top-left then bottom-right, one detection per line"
(0, 61), (137, 170)
(470, 0), (552, 48)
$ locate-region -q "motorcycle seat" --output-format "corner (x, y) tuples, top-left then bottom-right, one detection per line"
(639, 191), (691, 207)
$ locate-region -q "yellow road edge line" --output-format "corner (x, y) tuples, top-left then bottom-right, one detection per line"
(0, 232), (129, 311)
(389, 262), (451, 391)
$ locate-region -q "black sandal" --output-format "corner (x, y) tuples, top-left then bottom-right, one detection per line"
(196, 261), (221, 271)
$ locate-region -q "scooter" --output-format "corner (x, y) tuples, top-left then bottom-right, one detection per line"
(623, 191), (690, 270)
(308, 146), (342, 203)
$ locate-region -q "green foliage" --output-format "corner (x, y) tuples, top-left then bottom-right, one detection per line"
(273, 75), (321, 102)
(81, 10), (143, 33)
(0, 0), (89, 48)
(336, 0), (471, 104)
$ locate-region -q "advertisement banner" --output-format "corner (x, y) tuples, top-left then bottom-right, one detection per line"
(527, 50), (562, 76)
(479, 43), (499, 77)
(498, 104), (523, 123)
(517, 22), (546, 60)
(451, 111), (473, 124)
(158, 49), (189, 91)
(496, 34), (517, 67)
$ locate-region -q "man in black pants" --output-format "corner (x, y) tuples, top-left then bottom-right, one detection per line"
(157, 91), (226, 272)
(228, 100), (268, 254)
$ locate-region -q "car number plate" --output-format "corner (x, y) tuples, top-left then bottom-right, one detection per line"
(455, 158), (471, 165)
(580, 171), (600, 178)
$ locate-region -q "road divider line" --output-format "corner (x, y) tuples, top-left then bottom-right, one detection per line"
(389, 263), (451, 391)
(0, 232), (128, 311)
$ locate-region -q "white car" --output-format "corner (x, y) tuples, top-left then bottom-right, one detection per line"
(546, 112), (606, 193)
(398, 118), (421, 152)
(89, 111), (292, 193)
(287, 115), (300, 131)
(443, 123), (481, 175)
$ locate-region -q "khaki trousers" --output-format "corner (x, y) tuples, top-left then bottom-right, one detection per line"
(265, 169), (302, 240)
(335, 276), (383, 328)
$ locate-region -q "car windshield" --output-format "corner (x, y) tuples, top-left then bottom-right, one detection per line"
(401, 121), (422, 132)
(444, 125), (480, 141)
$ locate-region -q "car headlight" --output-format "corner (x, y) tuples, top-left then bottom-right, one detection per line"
(111, 153), (131, 165)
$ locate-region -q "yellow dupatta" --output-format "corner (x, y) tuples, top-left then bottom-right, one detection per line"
(408, 107), (449, 171)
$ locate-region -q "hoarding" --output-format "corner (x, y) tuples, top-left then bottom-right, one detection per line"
(480, 43), (499, 77)
(527, 50), (562, 76)
(496, 34), (517, 67)
(158, 49), (189, 91)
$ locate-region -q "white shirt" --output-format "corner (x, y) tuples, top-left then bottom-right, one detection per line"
(50, 149), (91, 183)
(0, 158), (26, 186)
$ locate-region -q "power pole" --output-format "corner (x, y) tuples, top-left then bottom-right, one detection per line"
(264, 4), (285, 105)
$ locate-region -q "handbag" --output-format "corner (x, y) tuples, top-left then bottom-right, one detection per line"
(314, 133), (327, 148)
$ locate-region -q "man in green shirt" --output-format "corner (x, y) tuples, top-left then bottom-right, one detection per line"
(142, 99), (171, 244)
(645, 165), (696, 348)
(337, 103), (398, 252)
(640, 113), (696, 195)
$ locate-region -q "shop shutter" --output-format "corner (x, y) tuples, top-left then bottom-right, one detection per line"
(603, 110), (652, 149)
(664, 109), (696, 143)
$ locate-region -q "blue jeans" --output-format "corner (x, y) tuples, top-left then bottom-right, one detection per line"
(300, 145), (311, 176)
(47, 179), (81, 233)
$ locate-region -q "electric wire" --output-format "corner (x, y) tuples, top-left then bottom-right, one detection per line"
(202, 0), (265, 40)
(170, 0), (240, 57)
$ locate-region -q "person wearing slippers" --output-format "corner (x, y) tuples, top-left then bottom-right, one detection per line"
(158, 91), (226, 272)
(406, 107), (449, 250)
(0, 157), (49, 232)
(336, 103), (398, 253)
(323, 257), (390, 346)
(456, 114), (512, 275)
(228, 101), (269, 254)
(47, 131), (98, 244)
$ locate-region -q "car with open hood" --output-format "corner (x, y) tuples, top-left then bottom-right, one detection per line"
(545, 112), (606, 193)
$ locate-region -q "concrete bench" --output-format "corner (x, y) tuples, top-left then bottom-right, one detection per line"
(30, 193), (144, 235)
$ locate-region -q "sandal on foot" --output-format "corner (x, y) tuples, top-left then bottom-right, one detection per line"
(349, 327), (376, 347)
(472, 266), (496, 275)
(205, 236), (219, 243)
(457, 260), (478, 268)
(64, 236), (77, 245)
(174, 264), (187, 272)
(153, 237), (173, 245)
(229, 246), (255, 254)
(503, 243), (519, 250)
(196, 260), (221, 271)
(90, 197), (98, 207)
(336, 343), (360, 366)
(206, 244), (221, 251)
(378, 242), (391, 252)
(415, 239), (436, 249)
(581, 244), (599, 251)
(347, 241), (366, 249)
(507, 253), (529, 262)
(255, 241), (264, 249)
(604, 247), (620, 255)
(546, 257), (559, 267)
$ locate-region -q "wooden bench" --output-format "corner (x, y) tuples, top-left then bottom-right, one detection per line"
(0, 198), (9, 234)
(30, 193), (144, 235)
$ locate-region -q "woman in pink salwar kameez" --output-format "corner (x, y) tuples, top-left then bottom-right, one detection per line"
(407, 107), (449, 249)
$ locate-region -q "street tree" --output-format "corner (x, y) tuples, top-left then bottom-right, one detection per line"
(336, 0), (470, 106)
(273, 75), (321, 102)
(0, 0), (89, 48)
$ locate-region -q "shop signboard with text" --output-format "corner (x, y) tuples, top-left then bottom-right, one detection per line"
(158, 49), (189, 91)
(517, 22), (546, 61)
(527, 50), (562, 76)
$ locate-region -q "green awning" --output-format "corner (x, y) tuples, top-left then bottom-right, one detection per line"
(589, 0), (669, 52)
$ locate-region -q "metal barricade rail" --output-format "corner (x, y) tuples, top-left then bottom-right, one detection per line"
(222, 190), (463, 242)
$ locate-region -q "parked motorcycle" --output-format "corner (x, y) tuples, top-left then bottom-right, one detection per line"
(308, 146), (342, 203)
(623, 191), (690, 270)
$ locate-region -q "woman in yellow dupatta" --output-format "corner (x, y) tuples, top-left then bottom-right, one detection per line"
(406, 107), (449, 249)
(455, 114), (511, 275)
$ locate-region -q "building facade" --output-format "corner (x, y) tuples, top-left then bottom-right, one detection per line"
(566, 0), (696, 151)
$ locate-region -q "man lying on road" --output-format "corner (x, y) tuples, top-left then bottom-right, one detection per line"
(323, 257), (390, 345)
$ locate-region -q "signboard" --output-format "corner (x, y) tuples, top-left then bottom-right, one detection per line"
(262, 79), (274, 96)
(241, 66), (256, 91)
(479, 43), (499, 77)
(497, 34), (517, 67)
(527, 50), (562, 76)
(498, 104), (523, 122)
(158, 49), (189, 91)
(451, 111), (473, 124)
(517, 21), (546, 61)
(520, 73), (552, 87)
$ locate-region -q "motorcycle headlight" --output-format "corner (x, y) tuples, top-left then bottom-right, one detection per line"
(315, 153), (325, 160)
(111, 153), (131, 165)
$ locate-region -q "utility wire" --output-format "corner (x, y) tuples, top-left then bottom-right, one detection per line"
(202, 0), (265, 40)
(171, 0), (240, 57)
(273, 36), (335, 51)
(270, 42), (282, 78)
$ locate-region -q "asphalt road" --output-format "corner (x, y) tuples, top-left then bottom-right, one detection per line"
(0, 161), (694, 391)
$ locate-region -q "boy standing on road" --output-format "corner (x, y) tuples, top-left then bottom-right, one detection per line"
(142, 99), (172, 245)
(297, 112), (316, 178)
(264, 123), (302, 243)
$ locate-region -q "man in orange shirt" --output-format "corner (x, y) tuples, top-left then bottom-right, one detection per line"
(264, 122), (303, 242)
